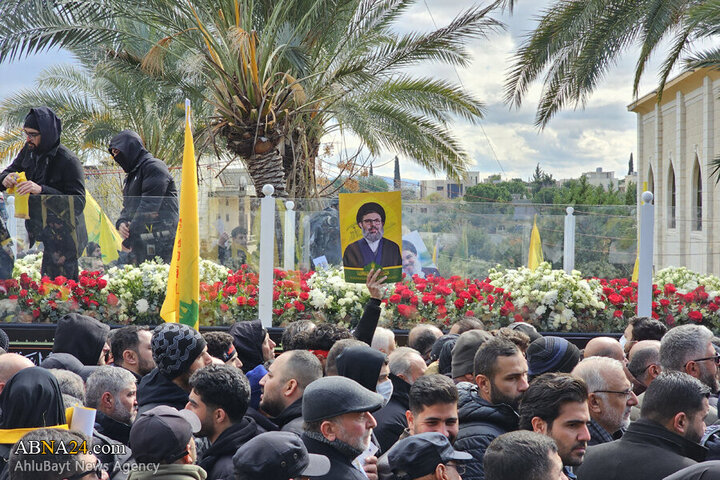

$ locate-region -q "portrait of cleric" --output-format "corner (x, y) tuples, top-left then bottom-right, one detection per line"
(342, 202), (402, 269)
(402, 239), (440, 279)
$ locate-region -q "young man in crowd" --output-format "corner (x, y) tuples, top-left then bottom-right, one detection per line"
(111, 325), (155, 381)
(387, 432), (473, 480)
(484, 431), (566, 480)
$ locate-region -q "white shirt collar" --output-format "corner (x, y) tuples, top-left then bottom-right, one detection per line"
(366, 238), (380, 253)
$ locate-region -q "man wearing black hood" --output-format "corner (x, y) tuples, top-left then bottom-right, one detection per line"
(108, 130), (178, 264)
(0, 107), (86, 280)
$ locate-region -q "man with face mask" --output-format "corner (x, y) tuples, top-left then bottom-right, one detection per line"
(0, 107), (87, 280)
(108, 130), (178, 264)
(343, 202), (402, 269)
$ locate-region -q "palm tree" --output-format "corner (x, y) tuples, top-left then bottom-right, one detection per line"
(504, 0), (718, 128)
(0, 0), (504, 197)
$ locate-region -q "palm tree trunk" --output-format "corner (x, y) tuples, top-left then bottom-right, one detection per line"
(245, 149), (287, 197)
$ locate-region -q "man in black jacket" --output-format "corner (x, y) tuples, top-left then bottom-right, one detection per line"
(186, 364), (260, 480)
(374, 347), (427, 452)
(109, 129), (178, 264)
(259, 349), (323, 435)
(0, 107), (86, 279)
(455, 337), (529, 480)
(576, 372), (709, 480)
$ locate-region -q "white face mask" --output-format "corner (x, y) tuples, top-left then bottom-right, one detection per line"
(619, 335), (627, 349)
(377, 380), (393, 407)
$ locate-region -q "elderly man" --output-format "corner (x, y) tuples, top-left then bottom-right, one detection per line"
(408, 324), (443, 364)
(572, 357), (638, 445)
(519, 373), (592, 479)
(628, 340), (662, 421)
(0, 353), (34, 394)
(583, 337), (626, 365)
(576, 372), (709, 480)
(259, 350), (323, 434)
(660, 324), (719, 423)
(374, 347), (428, 452)
(343, 202), (402, 269)
(455, 337), (529, 480)
(371, 327), (397, 355)
(302, 376), (384, 480)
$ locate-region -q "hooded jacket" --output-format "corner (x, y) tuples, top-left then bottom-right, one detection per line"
(40, 352), (97, 381)
(137, 368), (189, 415)
(336, 345), (386, 392)
(0, 107), (87, 257)
(127, 464), (207, 480)
(52, 313), (110, 366)
(228, 321), (266, 374)
(575, 418), (706, 480)
(197, 418), (259, 480)
(373, 373), (411, 453)
(109, 130), (178, 240)
(455, 382), (519, 480)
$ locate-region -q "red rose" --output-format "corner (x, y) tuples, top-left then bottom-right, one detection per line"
(32, 309), (40, 319)
(409, 296), (418, 306)
(220, 303), (229, 312)
(248, 298), (257, 307)
(388, 294), (402, 304)
(107, 293), (119, 306)
(299, 292), (309, 301)
(613, 310), (624, 318)
(514, 314), (523, 322)
(709, 303), (719, 312)
(660, 299), (670, 307)
(688, 310), (703, 322)
(454, 298), (465, 309)
(664, 284), (677, 295)
(54, 276), (67, 286)
(237, 296), (248, 306)
(97, 278), (107, 289)
(19, 289), (27, 298)
(397, 304), (413, 318)
(608, 293), (623, 306)
(433, 297), (446, 306)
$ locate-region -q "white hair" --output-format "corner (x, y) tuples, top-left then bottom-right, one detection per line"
(572, 356), (625, 392)
(388, 347), (424, 378)
(371, 327), (396, 354)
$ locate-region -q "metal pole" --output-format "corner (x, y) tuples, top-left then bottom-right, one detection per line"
(283, 201), (296, 271)
(563, 206), (575, 274)
(258, 185), (276, 327)
(637, 191), (655, 317)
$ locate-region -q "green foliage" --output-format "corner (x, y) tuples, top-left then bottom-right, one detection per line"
(464, 183), (511, 203)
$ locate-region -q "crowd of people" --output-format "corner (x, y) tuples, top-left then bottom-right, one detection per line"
(0, 270), (717, 480)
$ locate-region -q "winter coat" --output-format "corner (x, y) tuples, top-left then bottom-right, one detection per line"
(454, 382), (519, 480)
(0, 107), (87, 274)
(663, 461), (720, 480)
(302, 433), (368, 480)
(109, 130), (178, 263)
(228, 320), (266, 374)
(137, 368), (189, 415)
(373, 374), (411, 453)
(197, 418), (260, 480)
(127, 464), (207, 480)
(576, 418), (707, 480)
(272, 398), (304, 435)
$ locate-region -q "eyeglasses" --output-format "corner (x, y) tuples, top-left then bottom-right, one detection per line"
(361, 219), (383, 225)
(446, 463), (466, 475)
(23, 130), (40, 139)
(685, 354), (720, 368)
(593, 385), (634, 399)
(66, 462), (103, 479)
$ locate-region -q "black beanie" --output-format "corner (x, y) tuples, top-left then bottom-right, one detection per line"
(151, 323), (207, 378)
(527, 336), (581, 379)
(23, 111), (40, 131)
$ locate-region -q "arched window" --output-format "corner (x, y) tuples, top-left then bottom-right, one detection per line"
(692, 156), (702, 231)
(668, 163), (676, 229)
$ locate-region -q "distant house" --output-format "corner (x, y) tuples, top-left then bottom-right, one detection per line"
(419, 171), (480, 199)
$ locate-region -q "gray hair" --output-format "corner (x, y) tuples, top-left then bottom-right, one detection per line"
(389, 347), (424, 378)
(84, 366), (136, 408)
(371, 327), (396, 353)
(660, 325), (714, 372)
(47, 369), (85, 405)
(572, 356), (625, 393)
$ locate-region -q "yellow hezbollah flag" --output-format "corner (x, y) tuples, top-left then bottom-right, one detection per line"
(161, 100), (199, 329)
(528, 214), (543, 270)
(83, 190), (122, 263)
(631, 181), (648, 283)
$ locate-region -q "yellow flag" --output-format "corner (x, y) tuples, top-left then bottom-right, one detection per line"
(632, 181), (648, 283)
(83, 190), (123, 263)
(161, 101), (199, 329)
(528, 214), (543, 270)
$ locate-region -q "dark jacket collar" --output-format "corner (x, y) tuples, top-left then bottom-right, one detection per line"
(273, 398), (303, 429)
(623, 418), (707, 462)
(389, 373), (411, 409)
(457, 382), (519, 432)
(94, 411), (131, 445)
(302, 432), (357, 463)
(198, 418), (259, 472)
(137, 368), (188, 410)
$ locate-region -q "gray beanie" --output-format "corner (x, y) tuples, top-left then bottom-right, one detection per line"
(151, 324), (206, 378)
(451, 330), (492, 379)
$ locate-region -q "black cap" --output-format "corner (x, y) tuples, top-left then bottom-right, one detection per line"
(451, 330), (492, 378)
(302, 376), (383, 423)
(388, 432), (473, 479)
(129, 406), (201, 464)
(233, 431), (330, 479)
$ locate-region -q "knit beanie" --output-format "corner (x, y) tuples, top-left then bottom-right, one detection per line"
(526, 336), (581, 378)
(0, 328), (9, 352)
(151, 323), (207, 378)
(23, 111), (40, 131)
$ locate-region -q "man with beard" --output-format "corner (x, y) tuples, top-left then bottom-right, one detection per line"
(572, 357), (638, 445)
(111, 326), (156, 381)
(185, 364), (259, 480)
(85, 366), (138, 475)
(660, 324), (719, 423)
(0, 107), (86, 280)
(576, 372), (709, 480)
(455, 337), (529, 480)
(302, 376), (384, 480)
(109, 129), (178, 264)
(343, 202), (402, 269)
(519, 373), (591, 479)
(259, 350), (323, 434)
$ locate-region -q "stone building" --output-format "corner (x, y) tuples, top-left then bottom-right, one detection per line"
(628, 68), (720, 275)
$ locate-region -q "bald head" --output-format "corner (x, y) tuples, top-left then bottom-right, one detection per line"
(627, 340), (661, 392)
(584, 337), (625, 364)
(408, 324), (443, 363)
(0, 353), (34, 393)
(628, 340), (661, 361)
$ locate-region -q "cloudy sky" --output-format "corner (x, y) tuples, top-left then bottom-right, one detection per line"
(0, 0), (672, 183)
